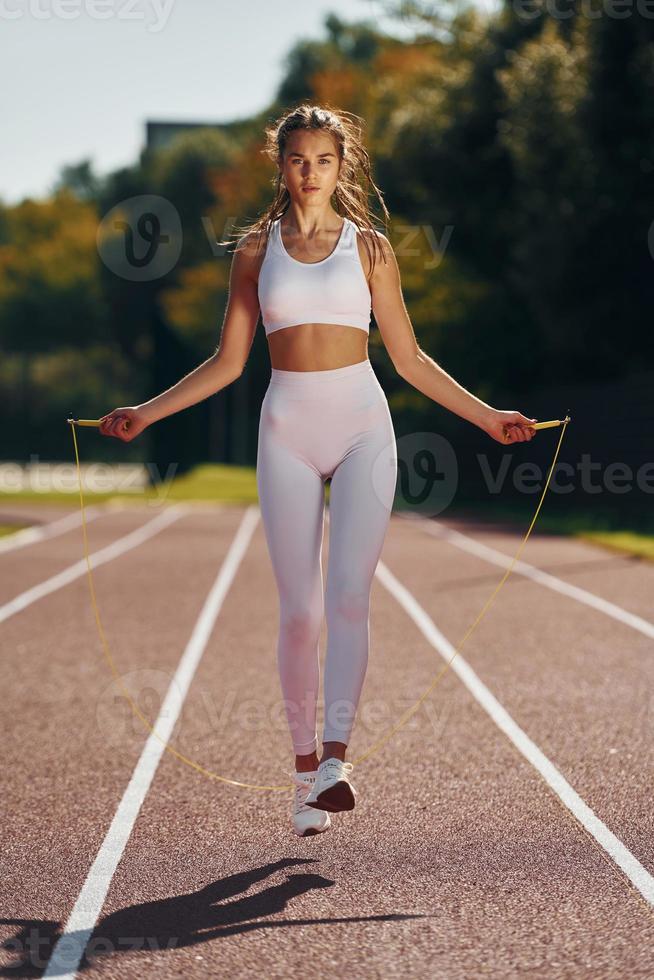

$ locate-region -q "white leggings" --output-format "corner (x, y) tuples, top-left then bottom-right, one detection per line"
(256, 358), (398, 755)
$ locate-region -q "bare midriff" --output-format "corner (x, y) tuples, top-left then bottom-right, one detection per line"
(266, 322), (369, 371)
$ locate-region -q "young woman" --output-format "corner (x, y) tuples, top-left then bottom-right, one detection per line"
(99, 104), (537, 837)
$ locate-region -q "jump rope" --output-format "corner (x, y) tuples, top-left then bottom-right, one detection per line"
(65, 410), (654, 920)
(66, 410), (571, 792)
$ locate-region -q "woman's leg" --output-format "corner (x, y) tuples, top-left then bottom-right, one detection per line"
(323, 410), (397, 751)
(256, 406), (326, 761)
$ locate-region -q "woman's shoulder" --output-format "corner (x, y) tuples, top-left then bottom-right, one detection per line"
(234, 225), (274, 265)
(236, 226), (267, 250)
(351, 217), (390, 241)
(352, 221), (394, 261)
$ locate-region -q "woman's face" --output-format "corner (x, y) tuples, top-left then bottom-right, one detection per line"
(278, 129), (342, 205)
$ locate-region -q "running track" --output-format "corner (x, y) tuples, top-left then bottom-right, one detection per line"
(1, 500), (653, 978)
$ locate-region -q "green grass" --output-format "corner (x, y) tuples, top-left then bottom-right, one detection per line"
(143, 462), (260, 504)
(0, 523), (31, 538)
(566, 530), (654, 562)
(1, 463), (652, 561)
(440, 499), (654, 562)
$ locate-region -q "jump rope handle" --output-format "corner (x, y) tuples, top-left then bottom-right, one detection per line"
(67, 415), (131, 430)
(503, 410), (571, 440)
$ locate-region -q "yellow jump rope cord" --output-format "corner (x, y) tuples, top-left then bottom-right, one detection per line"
(70, 415), (654, 922)
(354, 416), (572, 765)
(68, 415), (570, 791)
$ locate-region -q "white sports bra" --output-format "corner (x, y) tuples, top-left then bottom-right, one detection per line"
(257, 215), (372, 335)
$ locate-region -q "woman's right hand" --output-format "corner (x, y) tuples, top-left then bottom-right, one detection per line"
(98, 406), (150, 442)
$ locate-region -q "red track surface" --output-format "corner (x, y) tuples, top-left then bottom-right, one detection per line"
(1, 501), (653, 978)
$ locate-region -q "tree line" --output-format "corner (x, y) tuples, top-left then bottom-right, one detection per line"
(1, 4), (651, 493)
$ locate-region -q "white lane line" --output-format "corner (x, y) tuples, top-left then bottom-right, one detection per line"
(42, 505), (260, 979)
(0, 506), (105, 554)
(402, 513), (654, 640)
(0, 506), (188, 625)
(375, 557), (654, 908)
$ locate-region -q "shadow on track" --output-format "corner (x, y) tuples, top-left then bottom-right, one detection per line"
(1, 857), (430, 975)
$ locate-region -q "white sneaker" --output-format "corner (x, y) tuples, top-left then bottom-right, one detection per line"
(285, 769), (332, 837)
(303, 758), (356, 812)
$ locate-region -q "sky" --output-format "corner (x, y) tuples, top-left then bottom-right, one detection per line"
(0, 0), (442, 205)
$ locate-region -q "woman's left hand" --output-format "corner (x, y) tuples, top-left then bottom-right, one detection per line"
(481, 409), (538, 445)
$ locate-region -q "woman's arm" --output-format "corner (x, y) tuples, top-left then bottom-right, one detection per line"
(137, 354), (239, 426)
(99, 234), (261, 441)
(369, 233), (536, 444)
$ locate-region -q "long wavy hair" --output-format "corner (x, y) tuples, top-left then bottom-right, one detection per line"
(221, 103), (390, 279)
